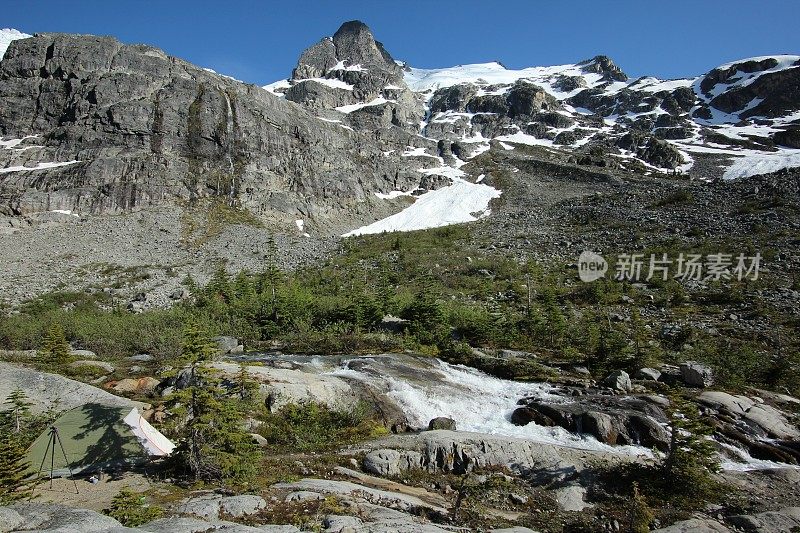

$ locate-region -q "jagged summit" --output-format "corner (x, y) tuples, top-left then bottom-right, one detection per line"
(292, 20), (401, 81)
(578, 55), (628, 82)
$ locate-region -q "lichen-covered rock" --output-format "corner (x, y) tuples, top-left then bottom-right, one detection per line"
(427, 417), (457, 431)
(602, 370), (632, 391)
(679, 361), (714, 387)
(0, 361), (145, 413)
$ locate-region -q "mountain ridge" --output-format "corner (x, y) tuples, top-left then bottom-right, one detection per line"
(1, 21), (799, 239)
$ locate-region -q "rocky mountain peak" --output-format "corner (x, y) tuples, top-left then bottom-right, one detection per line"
(332, 20), (398, 71)
(579, 54), (628, 82)
(292, 20), (402, 82)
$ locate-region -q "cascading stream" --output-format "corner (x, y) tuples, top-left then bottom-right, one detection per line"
(241, 353), (797, 471)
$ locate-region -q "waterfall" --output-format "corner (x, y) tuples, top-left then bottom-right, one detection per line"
(330, 357), (649, 455)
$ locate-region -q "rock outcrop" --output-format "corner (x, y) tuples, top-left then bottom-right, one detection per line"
(0, 361), (145, 413)
(510, 394), (670, 451)
(0, 31), (420, 230)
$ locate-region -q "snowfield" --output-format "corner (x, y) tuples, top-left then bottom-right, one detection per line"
(723, 150), (800, 180)
(405, 61), (610, 100)
(344, 176), (501, 237)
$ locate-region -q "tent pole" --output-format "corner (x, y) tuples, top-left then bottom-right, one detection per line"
(53, 426), (79, 494)
(49, 427), (55, 489)
(29, 427), (55, 499)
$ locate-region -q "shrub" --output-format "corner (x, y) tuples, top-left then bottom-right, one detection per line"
(104, 488), (163, 527)
(257, 401), (388, 453)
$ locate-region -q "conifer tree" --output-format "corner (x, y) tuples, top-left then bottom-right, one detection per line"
(104, 488), (163, 526)
(168, 324), (258, 483)
(39, 324), (73, 367)
(626, 482), (654, 533)
(663, 393), (720, 499)
(0, 432), (31, 504)
(3, 388), (32, 434)
(235, 364), (259, 405)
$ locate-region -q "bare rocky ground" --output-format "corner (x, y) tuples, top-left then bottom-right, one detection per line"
(0, 205), (337, 310)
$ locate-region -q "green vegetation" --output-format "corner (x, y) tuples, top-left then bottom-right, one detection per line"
(0, 432), (31, 504)
(39, 324), (73, 367)
(181, 198), (264, 246)
(256, 401), (388, 453)
(651, 189), (694, 207)
(104, 488), (164, 527)
(165, 324), (260, 485)
(0, 389), (36, 504)
(0, 224), (796, 397)
(596, 391), (723, 523)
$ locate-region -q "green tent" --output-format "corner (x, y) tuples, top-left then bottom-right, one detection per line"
(26, 403), (175, 477)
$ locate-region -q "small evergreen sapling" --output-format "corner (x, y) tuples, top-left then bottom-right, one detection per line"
(39, 324), (73, 367)
(0, 432), (31, 504)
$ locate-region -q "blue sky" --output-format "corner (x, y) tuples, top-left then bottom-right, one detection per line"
(4, 0), (799, 85)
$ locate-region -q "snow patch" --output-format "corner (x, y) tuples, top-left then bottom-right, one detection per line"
(335, 97), (392, 114)
(344, 175), (501, 236)
(262, 79), (291, 96)
(722, 150), (800, 180)
(51, 210), (79, 218)
(0, 135), (38, 149)
(0, 28), (31, 60)
(295, 219), (310, 238)
(297, 77), (354, 91)
(331, 60), (366, 72)
(0, 160), (81, 174)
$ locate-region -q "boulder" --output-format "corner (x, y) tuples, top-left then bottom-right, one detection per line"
(602, 370), (632, 391)
(511, 398), (670, 451)
(210, 362), (359, 412)
(69, 349), (97, 359)
(169, 288), (189, 300)
(213, 336), (240, 355)
(727, 506), (800, 532)
(127, 301), (145, 314)
(175, 495), (222, 520)
(556, 484), (591, 511)
(285, 490), (324, 502)
(635, 367), (661, 381)
(110, 377), (160, 395)
(323, 514), (363, 532)
(680, 361), (714, 387)
(359, 431), (628, 482)
(652, 518), (732, 532)
(272, 478), (449, 517)
(581, 411), (618, 445)
(251, 433), (270, 447)
(699, 391), (800, 440)
(0, 507), (24, 532)
(363, 448), (424, 477)
(427, 417), (456, 431)
(5, 503), (125, 532)
(219, 495), (267, 518)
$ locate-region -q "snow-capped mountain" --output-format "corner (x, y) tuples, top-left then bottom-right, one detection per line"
(1, 20), (799, 238)
(268, 23), (800, 184)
